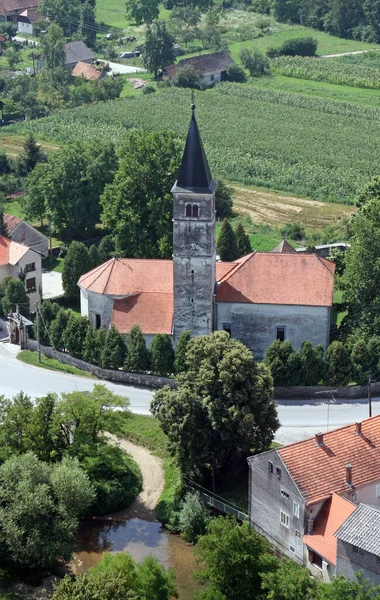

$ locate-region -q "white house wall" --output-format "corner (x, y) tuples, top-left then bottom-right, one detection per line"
(81, 288), (113, 330)
(201, 72), (222, 87)
(18, 21), (33, 34)
(16, 248), (42, 311)
(215, 302), (331, 360)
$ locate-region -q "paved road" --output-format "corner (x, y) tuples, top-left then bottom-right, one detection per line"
(1, 343), (380, 445)
(98, 60), (146, 75)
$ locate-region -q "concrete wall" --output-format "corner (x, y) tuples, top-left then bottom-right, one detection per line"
(11, 221), (48, 257)
(27, 339), (176, 389)
(337, 540), (380, 585)
(80, 288), (113, 330)
(172, 190), (216, 343)
(17, 20), (32, 34)
(216, 303), (330, 361)
(201, 72), (222, 87)
(248, 449), (306, 563)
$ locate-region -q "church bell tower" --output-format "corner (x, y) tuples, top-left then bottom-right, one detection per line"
(172, 103), (216, 344)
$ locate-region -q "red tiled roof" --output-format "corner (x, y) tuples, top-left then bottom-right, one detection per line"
(112, 293), (173, 335)
(0, 34), (5, 42)
(303, 493), (356, 565)
(3, 213), (23, 234)
(278, 415), (380, 505)
(72, 61), (103, 81)
(0, 235), (29, 266)
(216, 252), (335, 306)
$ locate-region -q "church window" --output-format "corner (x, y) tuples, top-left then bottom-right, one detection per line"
(223, 323), (231, 336)
(185, 204), (192, 217)
(95, 314), (101, 329)
(192, 204), (199, 218)
(276, 326), (286, 342)
(191, 298), (194, 303)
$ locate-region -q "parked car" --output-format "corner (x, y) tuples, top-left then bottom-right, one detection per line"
(106, 33), (113, 40)
(119, 51), (140, 59)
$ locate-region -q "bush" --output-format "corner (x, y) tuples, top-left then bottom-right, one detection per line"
(325, 341), (351, 386)
(178, 492), (210, 543)
(142, 84), (156, 94)
(267, 37), (318, 58)
(63, 314), (90, 358)
(101, 325), (127, 370)
(264, 339), (301, 386)
(151, 334), (174, 376)
(173, 64), (202, 89)
(124, 325), (150, 372)
(226, 63), (246, 83)
(240, 48), (269, 77)
(281, 221), (305, 241)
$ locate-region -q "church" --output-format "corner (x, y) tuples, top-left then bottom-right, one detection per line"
(78, 105), (335, 360)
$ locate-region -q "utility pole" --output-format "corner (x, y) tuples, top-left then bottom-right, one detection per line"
(36, 301), (41, 363)
(368, 375), (372, 418)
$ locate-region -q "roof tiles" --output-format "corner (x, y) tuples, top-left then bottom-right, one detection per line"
(0, 235), (29, 266)
(3, 213), (23, 234)
(278, 415), (380, 505)
(335, 504), (380, 555)
(72, 61), (104, 80)
(112, 293), (173, 335)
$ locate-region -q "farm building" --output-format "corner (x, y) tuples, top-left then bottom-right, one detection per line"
(17, 7), (40, 34)
(162, 50), (233, 87)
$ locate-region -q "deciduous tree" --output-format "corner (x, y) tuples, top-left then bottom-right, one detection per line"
(0, 275), (30, 317)
(143, 21), (175, 79)
(215, 181), (233, 219)
(125, 0), (159, 24)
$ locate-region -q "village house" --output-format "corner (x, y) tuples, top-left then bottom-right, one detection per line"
(248, 416), (380, 583)
(0, 235), (42, 310)
(72, 60), (106, 81)
(78, 106), (335, 355)
(0, 0), (38, 22)
(17, 7), (40, 34)
(64, 41), (95, 71)
(162, 50), (233, 88)
(3, 213), (48, 257)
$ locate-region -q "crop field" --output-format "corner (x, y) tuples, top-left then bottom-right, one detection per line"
(272, 55), (380, 89)
(11, 83), (380, 203)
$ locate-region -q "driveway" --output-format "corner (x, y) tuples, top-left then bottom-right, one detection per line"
(42, 271), (64, 300)
(99, 60), (146, 75)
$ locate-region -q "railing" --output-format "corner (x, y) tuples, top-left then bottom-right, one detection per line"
(185, 477), (249, 522)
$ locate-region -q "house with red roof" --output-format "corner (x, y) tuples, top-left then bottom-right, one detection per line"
(0, 235), (42, 310)
(17, 6), (40, 34)
(3, 213), (48, 257)
(248, 416), (380, 582)
(78, 105), (334, 352)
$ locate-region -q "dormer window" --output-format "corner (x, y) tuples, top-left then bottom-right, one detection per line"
(185, 204), (192, 217)
(192, 204), (199, 218)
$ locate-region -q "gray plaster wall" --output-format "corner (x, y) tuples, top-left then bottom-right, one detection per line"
(172, 191), (216, 343)
(336, 540), (380, 585)
(340, 480), (380, 507)
(216, 303), (330, 360)
(80, 288), (113, 330)
(11, 222), (48, 257)
(248, 450), (305, 563)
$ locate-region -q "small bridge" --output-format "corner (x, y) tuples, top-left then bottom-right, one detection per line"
(185, 478), (249, 522)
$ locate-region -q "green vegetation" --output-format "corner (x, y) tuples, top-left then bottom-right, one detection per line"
(13, 84), (380, 203)
(17, 349), (95, 377)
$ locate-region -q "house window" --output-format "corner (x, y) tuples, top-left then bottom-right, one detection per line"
(293, 501), (300, 518)
(276, 326), (286, 342)
(26, 277), (36, 293)
(352, 546), (365, 556)
(25, 262), (36, 273)
(280, 489), (289, 499)
(289, 545), (295, 553)
(310, 551), (323, 569)
(20, 232), (26, 242)
(95, 314), (101, 329)
(376, 484), (380, 498)
(185, 204), (192, 217)
(276, 467), (282, 480)
(222, 322), (231, 336)
(280, 511), (289, 527)
(268, 461), (273, 474)
(192, 204), (199, 218)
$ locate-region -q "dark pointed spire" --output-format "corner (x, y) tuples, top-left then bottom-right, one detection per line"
(172, 102), (215, 194)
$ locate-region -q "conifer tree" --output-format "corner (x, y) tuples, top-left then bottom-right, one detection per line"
(174, 329), (191, 374)
(98, 235), (115, 264)
(49, 308), (69, 351)
(83, 327), (106, 366)
(89, 244), (100, 270)
(125, 325), (150, 372)
(101, 326), (126, 370)
(217, 218), (238, 261)
(36, 300), (60, 345)
(62, 242), (91, 300)
(21, 134), (46, 173)
(63, 314), (90, 358)
(151, 334), (174, 376)
(235, 222), (252, 257)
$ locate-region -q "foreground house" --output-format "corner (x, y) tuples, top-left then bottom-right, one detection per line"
(78, 106), (334, 355)
(163, 51), (233, 87)
(72, 60), (106, 81)
(4, 213), (48, 257)
(248, 416), (380, 583)
(0, 235), (42, 309)
(64, 41), (95, 71)
(17, 6), (40, 33)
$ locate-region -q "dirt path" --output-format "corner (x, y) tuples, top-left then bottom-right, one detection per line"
(320, 49), (370, 58)
(107, 434), (165, 521)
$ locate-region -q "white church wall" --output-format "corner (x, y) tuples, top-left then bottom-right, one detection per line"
(81, 288), (114, 330)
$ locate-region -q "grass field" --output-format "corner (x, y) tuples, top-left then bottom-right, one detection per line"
(17, 350), (96, 378)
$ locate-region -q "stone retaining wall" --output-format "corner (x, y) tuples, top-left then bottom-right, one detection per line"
(274, 383), (377, 400)
(26, 339), (175, 390)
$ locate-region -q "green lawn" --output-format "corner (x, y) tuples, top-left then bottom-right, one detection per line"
(42, 255), (65, 273)
(17, 349), (96, 378)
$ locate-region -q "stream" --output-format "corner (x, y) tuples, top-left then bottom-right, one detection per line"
(72, 516), (201, 600)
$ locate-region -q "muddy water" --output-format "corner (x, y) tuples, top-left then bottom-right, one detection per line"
(72, 517), (200, 600)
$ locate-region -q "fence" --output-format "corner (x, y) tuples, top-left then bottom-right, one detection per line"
(186, 478), (249, 522)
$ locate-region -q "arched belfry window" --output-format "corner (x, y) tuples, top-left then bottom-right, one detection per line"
(192, 204), (199, 218)
(185, 204), (192, 217)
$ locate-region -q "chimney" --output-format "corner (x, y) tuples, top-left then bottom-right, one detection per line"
(346, 464), (353, 487)
(356, 422), (362, 436)
(315, 432), (324, 446)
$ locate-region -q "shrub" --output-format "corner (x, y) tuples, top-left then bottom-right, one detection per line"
(240, 48), (269, 77)
(142, 84), (156, 94)
(101, 325), (127, 370)
(226, 63), (246, 83)
(124, 325), (150, 372)
(63, 314), (90, 358)
(151, 334), (174, 376)
(281, 221), (305, 241)
(178, 491), (210, 543)
(50, 308), (70, 351)
(298, 341), (325, 385)
(268, 37), (318, 58)
(173, 64), (202, 89)
(0, 276), (30, 318)
(325, 341), (351, 385)
(264, 339), (301, 386)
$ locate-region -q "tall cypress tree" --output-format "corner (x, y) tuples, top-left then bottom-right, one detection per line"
(101, 326), (126, 370)
(217, 219), (238, 261)
(151, 334), (174, 376)
(235, 223), (252, 257)
(124, 325), (150, 372)
(174, 329), (191, 374)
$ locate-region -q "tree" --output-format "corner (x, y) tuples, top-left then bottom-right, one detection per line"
(24, 162), (49, 228)
(89, 244), (100, 269)
(78, 1), (97, 47)
(151, 334), (174, 375)
(178, 492), (210, 543)
(101, 325), (127, 370)
(316, 573), (380, 600)
(20, 133), (46, 174)
(125, 0), (159, 24)
(170, 6), (201, 47)
(174, 329), (191, 373)
(39, 23), (66, 70)
(173, 64), (202, 89)
(0, 207), (5, 236)
(151, 331), (278, 482)
(0, 452), (94, 571)
(217, 218), (238, 261)
(39, 0), (80, 37)
(100, 130), (181, 258)
(261, 559), (318, 600)
(98, 234), (116, 263)
(363, 0), (380, 42)
(350, 337), (371, 385)
(235, 222), (252, 257)
(264, 339), (301, 386)
(28, 393), (65, 463)
(62, 241), (91, 300)
(125, 325), (150, 372)
(83, 327), (105, 366)
(239, 48), (269, 77)
(226, 63), (246, 82)
(4, 47), (19, 69)
(215, 181), (233, 219)
(36, 300), (59, 345)
(298, 341), (325, 386)
(194, 517), (276, 600)
(63, 314), (90, 358)
(0, 275), (30, 317)
(0, 22), (17, 40)
(0, 392), (33, 456)
(325, 341), (351, 386)
(49, 308), (70, 351)
(143, 21), (175, 79)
